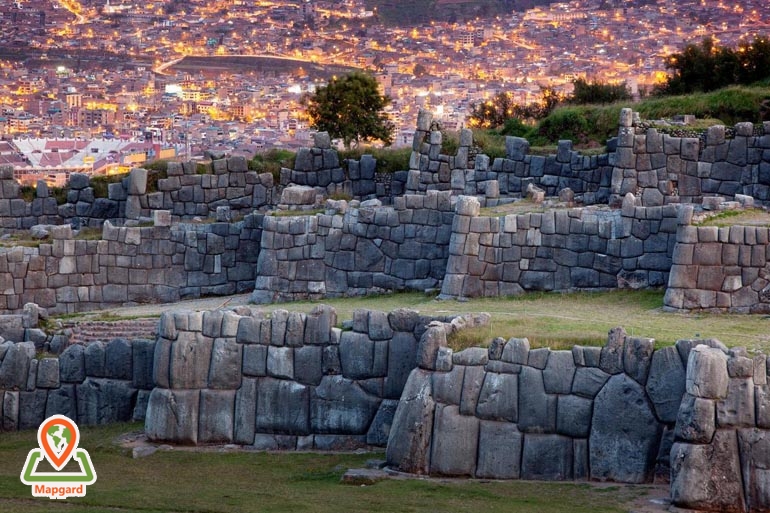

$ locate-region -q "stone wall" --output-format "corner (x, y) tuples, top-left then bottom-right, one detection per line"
(670, 345), (770, 513)
(400, 111), (612, 206)
(664, 205), (770, 313)
(144, 305), (484, 448)
(386, 320), (724, 484)
(142, 159), (275, 220)
(279, 132), (381, 201)
(250, 192), (454, 304)
(0, 211), (262, 314)
(611, 111), (770, 207)
(486, 138), (613, 205)
(0, 158), (275, 230)
(439, 193), (680, 299)
(0, 337), (155, 431)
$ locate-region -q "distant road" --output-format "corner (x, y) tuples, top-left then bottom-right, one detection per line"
(153, 54), (360, 79)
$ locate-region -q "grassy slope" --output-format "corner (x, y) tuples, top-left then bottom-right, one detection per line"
(0, 423), (647, 513)
(527, 85), (770, 147)
(271, 290), (770, 352)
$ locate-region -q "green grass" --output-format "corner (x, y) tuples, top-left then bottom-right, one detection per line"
(270, 209), (325, 217)
(340, 146), (412, 174)
(0, 422), (649, 513)
(89, 173), (127, 199)
(250, 149), (296, 182)
(695, 208), (770, 227)
(511, 85), (770, 147)
(279, 289), (770, 351)
(74, 228), (102, 241)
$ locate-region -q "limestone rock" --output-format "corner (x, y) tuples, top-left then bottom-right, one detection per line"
(255, 377), (309, 435)
(521, 434), (574, 480)
(310, 375), (380, 434)
(623, 337), (654, 385)
(670, 430), (746, 512)
(386, 369), (435, 475)
(674, 393), (716, 444)
(645, 346), (686, 423)
(590, 374), (661, 483)
(738, 428), (770, 512)
(518, 366), (556, 433)
(145, 388), (200, 444)
(198, 389), (235, 443)
(475, 420), (522, 479)
(475, 371), (518, 422)
(599, 327), (626, 374)
(234, 377), (257, 445)
(543, 350), (576, 394)
(686, 345), (729, 399)
(430, 404), (479, 476)
(366, 399), (399, 446)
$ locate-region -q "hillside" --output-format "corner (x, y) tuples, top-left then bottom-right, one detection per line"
(365, 0), (549, 24)
(522, 85), (770, 148)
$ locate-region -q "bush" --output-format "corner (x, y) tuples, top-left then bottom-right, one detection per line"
(50, 186), (68, 205)
(143, 159), (169, 172)
(536, 108), (592, 144)
(339, 146), (411, 174)
(498, 118), (533, 138)
(19, 185), (36, 202)
(250, 149), (296, 182)
(90, 173), (127, 198)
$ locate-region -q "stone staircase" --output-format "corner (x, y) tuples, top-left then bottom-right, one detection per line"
(64, 318), (159, 344)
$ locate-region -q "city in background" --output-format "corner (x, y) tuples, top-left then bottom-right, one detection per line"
(0, 0), (767, 185)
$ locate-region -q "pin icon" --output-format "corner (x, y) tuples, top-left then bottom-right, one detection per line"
(20, 414), (96, 499)
(38, 415), (79, 471)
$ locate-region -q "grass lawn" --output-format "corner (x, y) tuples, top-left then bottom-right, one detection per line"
(0, 423), (656, 513)
(278, 289), (770, 352)
(61, 289), (770, 353)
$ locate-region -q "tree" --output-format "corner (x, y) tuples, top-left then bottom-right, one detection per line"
(569, 78), (631, 104)
(654, 36), (770, 95)
(737, 36), (770, 85)
(303, 72), (394, 148)
(467, 87), (562, 129)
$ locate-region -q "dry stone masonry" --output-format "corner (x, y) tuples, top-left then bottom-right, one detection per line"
(250, 192), (454, 303)
(1, 304), (769, 512)
(0, 212), (261, 314)
(670, 345), (770, 512)
(439, 192), (679, 298)
(0, 336), (155, 430)
(664, 204), (770, 313)
(144, 305), (486, 449)
(0, 109), (770, 313)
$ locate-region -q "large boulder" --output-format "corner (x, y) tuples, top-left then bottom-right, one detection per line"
(674, 393), (716, 443)
(255, 377), (310, 435)
(0, 342), (35, 390)
(310, 376), (380, 434)
(366, 399), (399, 446)
(198, 389), (235, 443)
(386, 369), (435, 474)
(645, 346), (686, 423)
(521, 434), (574, 480)
(590, 374), (661, 483)
(145, 389), (200, 444)
(670, 430), (746, 512)
(234, 377), (257, 444)
(685, 345), (729, 399)
(738, 428), (770, 512)
(429, 404), (479, 476)
(518, 366), (556, 433)
(475, 420), (522, 479)
(476, 372), (518, 422)
(76, 378), (136, 426)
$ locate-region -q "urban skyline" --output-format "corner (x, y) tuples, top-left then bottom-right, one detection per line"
(0, 0), (768, 183)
